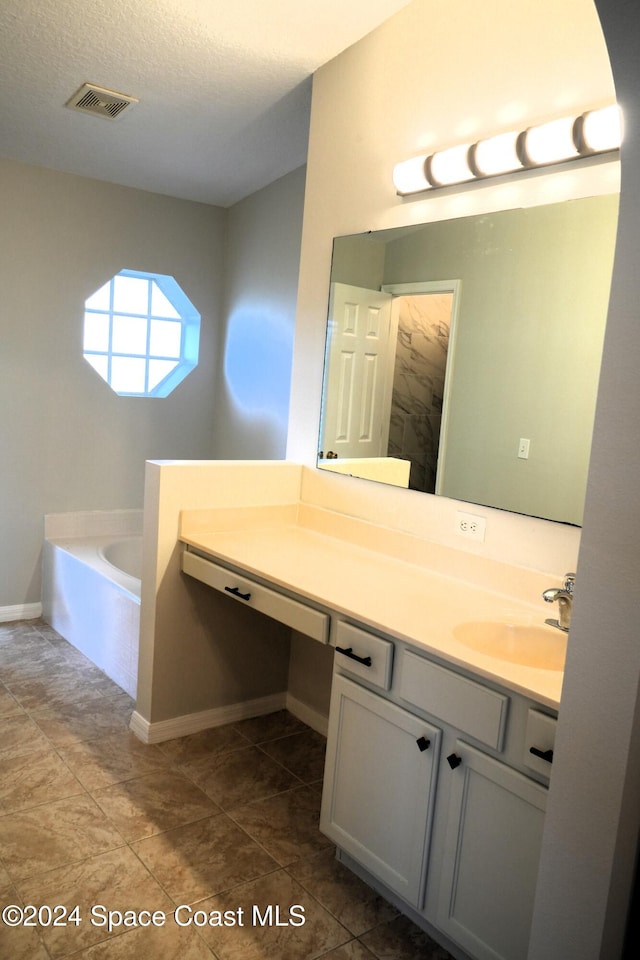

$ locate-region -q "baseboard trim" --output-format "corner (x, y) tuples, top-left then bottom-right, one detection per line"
(286, 693), (329, 737)
(130, 692), (288, 744)
(129, 690), (329, 744)
(0, 603), (43, 624)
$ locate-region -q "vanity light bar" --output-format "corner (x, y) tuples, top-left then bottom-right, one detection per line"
(393, 104), (622, 196)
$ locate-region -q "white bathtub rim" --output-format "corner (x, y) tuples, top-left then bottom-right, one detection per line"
(48, 536), (142, 601)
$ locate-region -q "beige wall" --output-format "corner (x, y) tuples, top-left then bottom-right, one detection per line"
(287, 0), (639, 955)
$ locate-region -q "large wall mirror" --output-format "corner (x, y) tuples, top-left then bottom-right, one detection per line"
(317, 194), (619, 525)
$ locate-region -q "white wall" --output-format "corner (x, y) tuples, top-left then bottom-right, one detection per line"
(0, 159), (226, 608)
(214, 165), (306, 458)
(287, 0), (639, 954)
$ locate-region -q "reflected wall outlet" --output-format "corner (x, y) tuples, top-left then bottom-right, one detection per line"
(518, 438), (531, 459)
(456, 511), (486, 542)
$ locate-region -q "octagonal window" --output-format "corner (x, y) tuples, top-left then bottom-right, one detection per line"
(83, 269), (201, 396)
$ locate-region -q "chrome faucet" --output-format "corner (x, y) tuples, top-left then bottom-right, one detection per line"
(543, 573), (576, 632)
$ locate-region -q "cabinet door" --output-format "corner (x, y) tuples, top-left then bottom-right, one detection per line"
(433, 741), (547, 960)
(320, 673), (440, 906)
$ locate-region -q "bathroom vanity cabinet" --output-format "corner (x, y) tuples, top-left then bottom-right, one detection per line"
(178, 505), (561, 960)
(323, 621), (554, 960)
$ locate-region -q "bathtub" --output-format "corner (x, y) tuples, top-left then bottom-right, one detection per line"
(42, 511), (143, 698)
(99, 537), (143, 587)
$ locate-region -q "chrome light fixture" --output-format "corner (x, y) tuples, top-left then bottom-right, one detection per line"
(394, 104), (622, 196)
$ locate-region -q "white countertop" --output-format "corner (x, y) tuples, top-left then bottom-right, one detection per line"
(179, 508), (565, 710)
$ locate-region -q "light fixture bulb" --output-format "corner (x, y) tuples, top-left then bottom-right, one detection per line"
(471, 131), (523, 176)
(523, 116), (578, 166)
(393, 155), (430, 195)
(427, 144), (474, 187)
(579, 105), (623, 153)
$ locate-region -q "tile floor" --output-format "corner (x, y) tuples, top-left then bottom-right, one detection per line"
(0, 619), (453, 959)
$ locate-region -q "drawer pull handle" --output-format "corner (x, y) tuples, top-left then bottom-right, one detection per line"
(416, 736), (431, 752)
(447, 753), (462, 770)
(529, 746), (554, 763)
(225, 585), (251, 601)
(335, 645), (372, 667)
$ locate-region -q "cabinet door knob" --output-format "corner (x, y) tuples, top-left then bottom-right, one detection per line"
(529, 746), (554, 763)
(416, 736), (431, 752)
(447, 753), (462, 769)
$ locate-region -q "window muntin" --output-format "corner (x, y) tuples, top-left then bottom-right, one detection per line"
(83, 269), (200, 397)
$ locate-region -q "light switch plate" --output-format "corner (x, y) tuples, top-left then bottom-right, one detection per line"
(518, 438), (530, 459)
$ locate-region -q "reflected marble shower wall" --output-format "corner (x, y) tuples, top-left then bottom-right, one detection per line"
(387, 294), (452, 492)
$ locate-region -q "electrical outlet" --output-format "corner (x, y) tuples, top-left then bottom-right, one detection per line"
(456, 511), (487, 542)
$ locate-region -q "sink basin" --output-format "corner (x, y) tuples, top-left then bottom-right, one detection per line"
(453, 621), (567, 671)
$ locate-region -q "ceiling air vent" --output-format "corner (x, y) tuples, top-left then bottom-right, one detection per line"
(66, 83), (138, 120)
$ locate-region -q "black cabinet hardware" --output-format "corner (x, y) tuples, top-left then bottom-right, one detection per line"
(529, 746), (554, 763)
(225, 585), (251, 601)
(416, 736), (431, 752)
(447, 753), (462, 769)
(335, 645), (372, 667)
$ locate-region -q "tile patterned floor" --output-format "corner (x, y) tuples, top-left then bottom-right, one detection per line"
(0, 619), (453, 959)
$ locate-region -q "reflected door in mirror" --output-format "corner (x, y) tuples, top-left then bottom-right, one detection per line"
(319, 284), (393, 458)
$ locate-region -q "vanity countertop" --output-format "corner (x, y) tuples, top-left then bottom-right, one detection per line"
(179, 505), (564, 710)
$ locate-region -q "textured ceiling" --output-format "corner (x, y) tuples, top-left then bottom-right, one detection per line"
(0, 0), (411, 207)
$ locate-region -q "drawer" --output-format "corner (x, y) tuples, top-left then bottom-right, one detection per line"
(397, 649), (509, 750)
(523, 708), (557, 777)
(333, 621), (394, 690)
(182, 550), (329, 643)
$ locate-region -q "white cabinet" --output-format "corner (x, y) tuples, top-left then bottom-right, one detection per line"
(320, 672), (441, 906)
(432, 741), (547, 960)
(321, 626), (553, 960)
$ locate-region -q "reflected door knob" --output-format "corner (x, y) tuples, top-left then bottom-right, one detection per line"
(529, 746), (554, 763)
